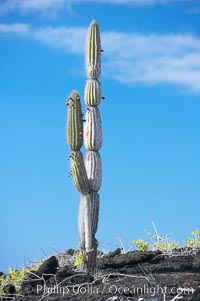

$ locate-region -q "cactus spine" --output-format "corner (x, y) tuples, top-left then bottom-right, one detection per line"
(66, 20), (103, 273)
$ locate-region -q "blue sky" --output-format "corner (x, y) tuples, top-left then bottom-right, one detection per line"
(1, 0), (200, 272)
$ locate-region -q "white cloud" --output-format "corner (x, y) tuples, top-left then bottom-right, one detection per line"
(72, 0), (174, 3)
(0, 0), (188, 14)
(0, 23), (86, 54)
(0, 0), (58, 13)
(33, 26), (86, 54)
(1, 23), (200, 93)
(0, 23), (30, 35)
(102, 32), (200, 92)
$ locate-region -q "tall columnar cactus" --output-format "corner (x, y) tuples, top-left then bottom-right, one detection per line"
(82, 20), (102, 272)
(66, 20), (103, 273)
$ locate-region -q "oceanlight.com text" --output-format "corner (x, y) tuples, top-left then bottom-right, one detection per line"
(35, 283), (195, 297)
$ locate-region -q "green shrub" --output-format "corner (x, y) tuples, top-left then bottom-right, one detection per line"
(0, 267), (29, 295)
(186, 229), (200, 248)
(132, 239), (149, 251)
(0, 260), (44, 296)
(74, 251), (84, 269)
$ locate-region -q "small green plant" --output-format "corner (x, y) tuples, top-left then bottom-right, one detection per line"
(186, 229), (200, 248)
(0, 267), (30, 295)
(0, 274), (7, 295)
(151, 237), (180, 251)
(132, 239), (149, 251)
(0, 260), (44, 296)
(74, 251), (84, 269)
(146, 222), (180, 252)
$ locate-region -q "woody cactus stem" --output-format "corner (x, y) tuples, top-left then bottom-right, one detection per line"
(79, 20), (103, 273)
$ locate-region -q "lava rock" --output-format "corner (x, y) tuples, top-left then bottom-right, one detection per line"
(3, 283), (16, 294)
(12, 248), (200, 301)
(37, 256), (58, 276)
(98, 250), (161, 269)
(65, 249), (75, 256)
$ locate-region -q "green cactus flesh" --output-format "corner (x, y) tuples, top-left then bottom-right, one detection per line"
(67, 90), (83, 151)
(86, 20), (101, 79)
(70, 151), (90, 195)
(84, 79), (102, 107)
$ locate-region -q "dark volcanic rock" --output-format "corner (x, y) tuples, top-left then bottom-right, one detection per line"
(193, 253), (200, 270)
(64, 248), (75, 256)
(98, 250), (161, 269)
(3, 283), (16, 294)
(37, 256), (58, 276)
(20, 256), (59, 296)
(56, 265), (74, 279)
(10, 248), (200, 301)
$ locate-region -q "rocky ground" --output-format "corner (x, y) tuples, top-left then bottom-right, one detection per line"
(1, 248), (200, 301)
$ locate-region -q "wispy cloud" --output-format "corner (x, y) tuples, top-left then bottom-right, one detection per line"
(0, 0), (189, 15)
(0, 0), (60, 13)
(0, 23), (30, 35)
(1, 23), (200, 93)
(0, 23), (86, 54)
(102, 31), (200, 93)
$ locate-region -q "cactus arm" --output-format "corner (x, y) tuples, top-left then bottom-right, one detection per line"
(70, 151), (90, 195)
(67, 90), (83, 151)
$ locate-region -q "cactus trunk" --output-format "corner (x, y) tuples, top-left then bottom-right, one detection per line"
(84, 107), (102, 151)
(85, 151), (102, 192)
(84, 79), (102, 106)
